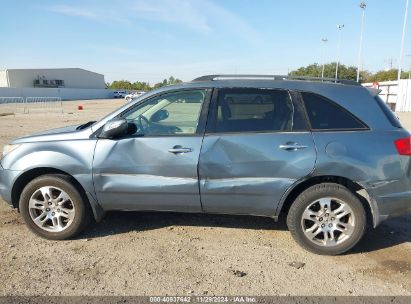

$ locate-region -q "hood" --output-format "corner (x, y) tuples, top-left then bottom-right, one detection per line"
(11, 124), (94, 144)
(29, 124), (81, 136)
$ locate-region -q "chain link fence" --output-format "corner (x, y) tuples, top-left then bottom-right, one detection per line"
(24, 97), (63, 114)
(0, 97), (63, 115)
(0, 97), (25, 114)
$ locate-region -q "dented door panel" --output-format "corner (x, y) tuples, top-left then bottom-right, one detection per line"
(93, 137), (203, 212)
(199, 133), (316, 215)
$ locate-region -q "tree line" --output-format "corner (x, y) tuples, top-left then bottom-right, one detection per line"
(107, 65), (411, 90)
(289, 62), (410, 83)
(107, 76), (182, 91)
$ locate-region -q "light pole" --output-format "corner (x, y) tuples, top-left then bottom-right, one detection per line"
(321, 38), (328, 78)
(335, 24), (344, 80)
(398, 0), (409, 83)
(357, 2), (366, 82)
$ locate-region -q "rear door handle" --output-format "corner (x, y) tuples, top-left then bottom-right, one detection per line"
(279, 142), (308, 151)
(168, 145), (193, 154)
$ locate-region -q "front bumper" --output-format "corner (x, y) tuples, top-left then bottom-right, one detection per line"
(0, 163), (14, 206)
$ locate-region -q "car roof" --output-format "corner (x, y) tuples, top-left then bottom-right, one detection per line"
(156, 74), (360, 91)
(192, 74), (360, 85)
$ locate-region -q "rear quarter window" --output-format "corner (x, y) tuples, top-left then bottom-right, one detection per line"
(301, 92), (368, 131)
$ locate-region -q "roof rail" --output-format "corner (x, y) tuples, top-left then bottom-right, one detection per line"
(191, 74), (361, 86)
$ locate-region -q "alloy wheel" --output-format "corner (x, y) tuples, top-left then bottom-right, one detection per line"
(301, 197), (355, 246)
(28, 186), (75, 232)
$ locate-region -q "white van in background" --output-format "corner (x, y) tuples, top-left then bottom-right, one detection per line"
(113, 90), (128, 99)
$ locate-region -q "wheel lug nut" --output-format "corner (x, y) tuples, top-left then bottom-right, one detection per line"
(325, 213), (329, 217)
(321, 224), (325, 228)
(328, 223), (333, 228)
(46, 208), (50, 211)
(331, 217), (335, 221)
(319, 217), (323, 222)
(52, 212), (55, 216)
(57, 209), (60, 212)
(48, 202), (52, 205)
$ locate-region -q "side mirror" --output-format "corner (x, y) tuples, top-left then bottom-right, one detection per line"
(99, 118), (129, 139)
(150, 109), (169, 122)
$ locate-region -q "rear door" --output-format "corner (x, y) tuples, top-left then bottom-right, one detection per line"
(198, 88), (316, 216)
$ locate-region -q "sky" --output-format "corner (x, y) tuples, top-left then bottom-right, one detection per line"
(0, 0), (410, 84)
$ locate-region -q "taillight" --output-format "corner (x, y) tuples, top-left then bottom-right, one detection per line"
(394, 136), (411, 155)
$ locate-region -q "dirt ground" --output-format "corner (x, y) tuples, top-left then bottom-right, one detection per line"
(0, 99), (410, 296)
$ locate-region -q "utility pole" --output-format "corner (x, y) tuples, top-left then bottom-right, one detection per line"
(321, 38), (328, 78)
(335, 24), (345, 80)
(357, 2), (367, 82)
(385, 58), (395, 70)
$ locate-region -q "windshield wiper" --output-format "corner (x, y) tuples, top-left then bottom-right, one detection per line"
(76, 121), (96, 130)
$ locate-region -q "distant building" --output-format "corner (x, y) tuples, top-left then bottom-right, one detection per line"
(0, 68), (106, 89)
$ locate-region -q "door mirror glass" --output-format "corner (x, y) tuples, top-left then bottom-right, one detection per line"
(150, 109), (169, 122)
(99, 118), (130, 139)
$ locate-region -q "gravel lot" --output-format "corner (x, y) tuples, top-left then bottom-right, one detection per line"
(0, 99), (410, 296)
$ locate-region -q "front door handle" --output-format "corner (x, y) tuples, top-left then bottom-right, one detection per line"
(279, 142), (308, 151)
(168, 145), (193, 154)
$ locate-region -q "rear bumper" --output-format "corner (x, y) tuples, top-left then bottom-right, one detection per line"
(367, 179), (411, 226)
(374, 191), (411, 223)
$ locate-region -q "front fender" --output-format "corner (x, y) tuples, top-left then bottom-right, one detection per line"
(3, 140), (99, 213)
(2, 141), (96, 174)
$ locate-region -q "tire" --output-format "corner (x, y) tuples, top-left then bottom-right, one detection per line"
(287, 183), (366, 255)
(19, 174), (92, 240)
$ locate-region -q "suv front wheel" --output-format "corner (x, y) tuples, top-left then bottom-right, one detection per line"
(19, 174), (91, 240)
(287, 183), (366, 255)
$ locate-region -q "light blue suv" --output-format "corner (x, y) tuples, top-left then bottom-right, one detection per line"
(1, 75), (411, 255)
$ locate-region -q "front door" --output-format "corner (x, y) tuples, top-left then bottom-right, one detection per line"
(198, 88), (316, 216)
(93, 89), (211, 212)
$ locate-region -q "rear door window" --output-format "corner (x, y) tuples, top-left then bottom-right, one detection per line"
(301, 92), (368, 130)
(211, 88), (307, 133)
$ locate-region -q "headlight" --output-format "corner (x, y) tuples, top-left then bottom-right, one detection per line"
(2, 144), (21, 158)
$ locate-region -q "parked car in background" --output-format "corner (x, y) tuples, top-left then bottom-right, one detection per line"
(113, 90), (128, 99)
(1, 74), (411, 255)
(125, 91), (146, 102)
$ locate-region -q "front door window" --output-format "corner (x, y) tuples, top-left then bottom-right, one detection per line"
(123, 90), (206, 136)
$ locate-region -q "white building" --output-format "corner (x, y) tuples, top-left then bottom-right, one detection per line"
(0, 68), (114, 100)
(363, 79), (411, 112)
(0, 68), (106, 89)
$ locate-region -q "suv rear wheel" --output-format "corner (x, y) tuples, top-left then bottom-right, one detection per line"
(287, 183), (366, 255)
(19, 174), (91, 240)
